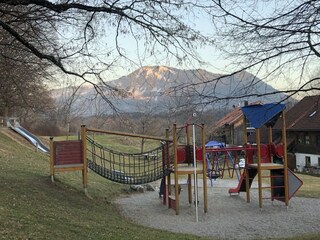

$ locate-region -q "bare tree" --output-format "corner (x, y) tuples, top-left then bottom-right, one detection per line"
(53, 81), (87, 138)
(0, 52), (53, 119)
(0, 4), (55, 120)
(0, 0), (216, 109)
(197, 0), (320, 102)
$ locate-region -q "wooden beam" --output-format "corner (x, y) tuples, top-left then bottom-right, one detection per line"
(86, 127), (172, 142)
(50, 137), (54, 182)
(244, 115), (250, 203)
(81, 125), (88, 193)
(282, 111), (289, 207)
(256, 128), (263, 208)
(173, 124), (180, 215)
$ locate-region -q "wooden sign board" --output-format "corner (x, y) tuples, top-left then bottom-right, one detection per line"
(53, 140), (83, 166)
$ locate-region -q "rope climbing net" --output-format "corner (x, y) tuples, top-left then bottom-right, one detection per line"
(85, 129), (173, 185)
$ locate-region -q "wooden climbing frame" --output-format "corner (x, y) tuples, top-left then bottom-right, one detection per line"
(167, 123), (208, 217)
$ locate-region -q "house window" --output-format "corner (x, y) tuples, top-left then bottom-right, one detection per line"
(305, 133), (310, 145)
(317, 136), (320, 146)
(305, 156), (311, 167)
(318, 157), (320, 167)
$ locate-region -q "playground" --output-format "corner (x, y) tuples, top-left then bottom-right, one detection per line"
(3, 103), (320, 239)
(46, 102), (315, 239)
(117, 178), (320, 239)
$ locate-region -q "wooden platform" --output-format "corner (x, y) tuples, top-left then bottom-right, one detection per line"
(248, 163), (284, 170)
(173, 164), (203, 175)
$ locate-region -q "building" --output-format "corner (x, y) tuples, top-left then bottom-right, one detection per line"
(209, 106), (244, 145)
(275, 95), (320, 173)
(209, 102), (268, 146)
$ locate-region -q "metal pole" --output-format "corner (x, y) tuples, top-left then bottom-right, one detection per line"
(192, 124), (199, 222)
(202, 123), (208, 213)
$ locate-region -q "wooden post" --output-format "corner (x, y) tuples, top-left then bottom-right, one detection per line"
(173, 124), (180, 215)
(50, 137), (54, 182)
(81, 125), (88, 194)
(268, 126), (274, 200)
(202, 124), (208, 213)
(268, 126), (273, 144)
(244, 115), (250, 204)
(163, 128), (170, 206)
(256, 128), (263, 208)
(268, 126), (274, 163)
(166, 128), (172, 208)
(282, 111), (289, 207)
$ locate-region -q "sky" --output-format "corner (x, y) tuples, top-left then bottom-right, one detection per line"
(56, 0), (314, 95)
(95, 1), (293, 90)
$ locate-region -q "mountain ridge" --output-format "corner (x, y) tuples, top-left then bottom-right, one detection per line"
(52, 66), (291, 115)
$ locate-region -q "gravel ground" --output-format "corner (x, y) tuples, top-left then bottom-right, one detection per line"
(116, 178), (320, 239)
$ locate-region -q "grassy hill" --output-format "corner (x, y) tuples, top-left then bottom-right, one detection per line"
(0, 129), (207, 240)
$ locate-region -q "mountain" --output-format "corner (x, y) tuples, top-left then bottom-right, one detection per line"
(52, 66), (291, 115)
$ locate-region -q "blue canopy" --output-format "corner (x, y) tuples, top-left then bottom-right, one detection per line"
(205, 141), (225, 148)
(241, 103), (285, 129)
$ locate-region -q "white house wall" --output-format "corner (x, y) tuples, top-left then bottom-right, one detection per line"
(295, 152), (320, 172)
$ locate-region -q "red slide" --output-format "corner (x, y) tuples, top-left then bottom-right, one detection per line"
(228, 169), (257, 194)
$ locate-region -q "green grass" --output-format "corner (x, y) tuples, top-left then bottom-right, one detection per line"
(1, 130), (320, 239)
(294, 173), (320, 198)
(0, 131), (207, 240)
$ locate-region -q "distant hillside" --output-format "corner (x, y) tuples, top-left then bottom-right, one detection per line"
(51, 66), (292, 115)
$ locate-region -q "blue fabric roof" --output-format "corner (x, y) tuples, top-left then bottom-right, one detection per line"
(205, 141), (225, 148)
(241, 103), (285, 129)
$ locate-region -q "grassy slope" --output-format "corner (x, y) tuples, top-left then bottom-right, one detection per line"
(294, 173), (320, 198)
(1, 130), (320, 239)
(0, 131), (208, 240)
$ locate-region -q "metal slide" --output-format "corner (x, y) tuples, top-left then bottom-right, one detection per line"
(7, 118), (49, 154)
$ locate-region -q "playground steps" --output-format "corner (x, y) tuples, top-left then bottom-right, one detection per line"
(270, 168), (303, 202)
(228, 166), (303, 203)
(270, 169), (285, 201)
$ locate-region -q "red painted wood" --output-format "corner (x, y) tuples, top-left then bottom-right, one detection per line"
(177, 146), (187, 163)
(53, 141), (83, 165)
(196, 147), (203, 161)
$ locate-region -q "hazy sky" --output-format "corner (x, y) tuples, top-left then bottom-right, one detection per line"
(58, 0), (313, 93)
(94, 2), (289, 90)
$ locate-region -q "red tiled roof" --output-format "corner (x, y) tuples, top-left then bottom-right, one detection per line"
(284, 95), (320, 131)
(214, 107), (243, 130)
(212, 101), (263, 133)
